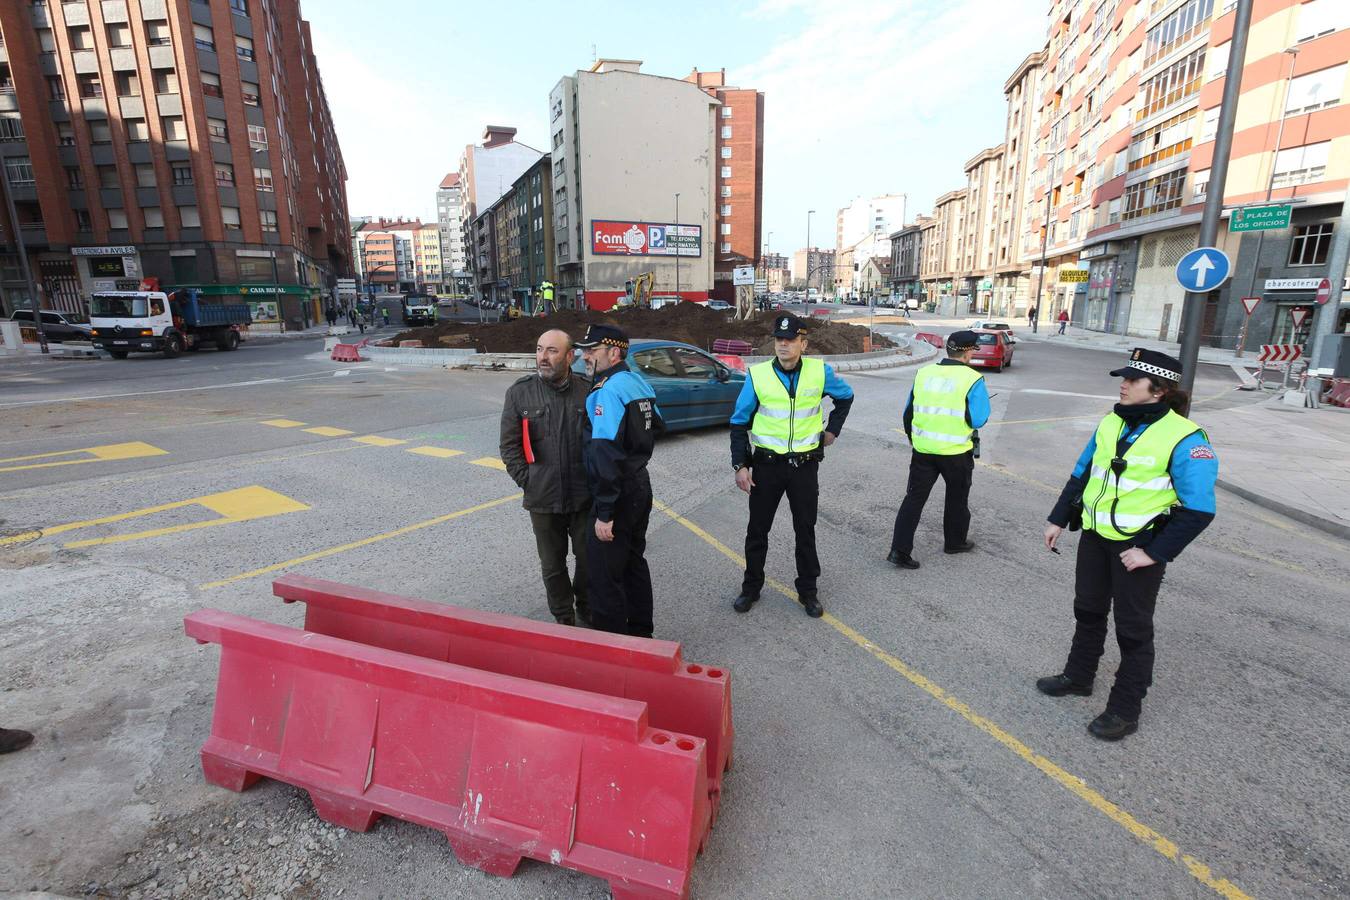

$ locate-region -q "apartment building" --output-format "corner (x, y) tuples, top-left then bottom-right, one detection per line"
(413, 222), (441, 293)
(791, 247), (835, 292)
(889, 217), (930, 301)
(354, 218), (421, 293)
(549, 59), (717, 310)
(834, 194), (906, 297)
(457, 125), (543, 299)
(0, 0), (350, 328)
(684, 68), (765, 302)
(435, 172), (467, 293)
(921, 189), (966, 309)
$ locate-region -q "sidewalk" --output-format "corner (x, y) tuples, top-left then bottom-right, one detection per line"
(1017, 324), (1244, 366)
(1198, 397), (1350, 540)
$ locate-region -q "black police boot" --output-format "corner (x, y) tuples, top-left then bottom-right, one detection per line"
(800, 591), (824, 619)
(0, 727), (34, 754)
(1035, 674), (1093, 697)
(733, 592), (759, 613)
(1088, 711), (1139, 741)
(886, 550), (920, 570)
(943, 540), (976, 554)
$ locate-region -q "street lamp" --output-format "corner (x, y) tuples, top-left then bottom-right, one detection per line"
(674, 192), (681, 304)
(805, 209), (815, 314)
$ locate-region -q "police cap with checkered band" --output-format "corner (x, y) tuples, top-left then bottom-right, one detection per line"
(1110, 347), (1183, 383)
(575, 323), (629, 350)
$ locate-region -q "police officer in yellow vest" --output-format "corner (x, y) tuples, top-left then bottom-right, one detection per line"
(888, 330), (991, 568)
(730, 313), (854, 618)
(1039, 348), (1218, 741)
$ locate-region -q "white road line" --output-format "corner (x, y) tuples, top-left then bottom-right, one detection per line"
(1019, 388), (1118, 400)
(0, 370), (344, 409)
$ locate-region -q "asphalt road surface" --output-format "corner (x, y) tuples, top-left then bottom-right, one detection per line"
(1, 328), (1346, 899)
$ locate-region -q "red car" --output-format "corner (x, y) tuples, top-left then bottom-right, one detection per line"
(969, 329), (1014, 371)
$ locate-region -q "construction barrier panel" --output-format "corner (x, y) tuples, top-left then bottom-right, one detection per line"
(186, 608), (711, 900)
(330, 343), (363, 362)
(272, 575), (734, 819)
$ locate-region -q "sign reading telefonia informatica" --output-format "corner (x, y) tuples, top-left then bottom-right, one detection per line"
(591, 220), (702, 257)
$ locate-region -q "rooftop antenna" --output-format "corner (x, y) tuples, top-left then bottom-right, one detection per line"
(591, 43), (597, 63)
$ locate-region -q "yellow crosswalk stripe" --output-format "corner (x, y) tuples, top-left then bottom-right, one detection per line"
(303, 426), (354, 437)
(260, 419), (306, 428)
(408, 446), (465, 459)
(470, 456), (507, 470)
(351, 435), (408, 447)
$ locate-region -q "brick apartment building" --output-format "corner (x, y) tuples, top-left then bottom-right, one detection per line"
(684, 68), (764, 303)
(0, 0), (351, 329)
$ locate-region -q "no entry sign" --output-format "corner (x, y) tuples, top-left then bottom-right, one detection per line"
(1315, 278), (1332, 305)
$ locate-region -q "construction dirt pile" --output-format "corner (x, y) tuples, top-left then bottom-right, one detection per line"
(393, 302), (895, 355)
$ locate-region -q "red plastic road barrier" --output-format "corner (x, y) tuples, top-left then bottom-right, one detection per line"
(1326, 380), (1350, 408)
(914, 332), (945, 349)
(272, 575), (734, 820)
(331, 343), (364, 362)
(186, 609), (711, 900)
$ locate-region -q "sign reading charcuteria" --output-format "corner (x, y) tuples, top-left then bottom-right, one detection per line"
(591, 220), (702, 257)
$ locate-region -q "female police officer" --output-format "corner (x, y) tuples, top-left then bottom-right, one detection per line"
(1038, 348), (1218, 741)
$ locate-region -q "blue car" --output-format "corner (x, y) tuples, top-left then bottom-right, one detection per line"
(572, 339), (746, 432)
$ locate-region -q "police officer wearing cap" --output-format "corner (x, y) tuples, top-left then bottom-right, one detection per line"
(576, 323), (665, 638)
(888, 329), (991, 568)
(730, 313), (854, 618)
(1038, 348), (1218, 741)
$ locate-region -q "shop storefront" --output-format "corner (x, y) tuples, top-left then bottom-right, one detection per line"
(176, 283), (322, 332)
(72, 245), (144, 309)
(1263, 277), (1350, 345)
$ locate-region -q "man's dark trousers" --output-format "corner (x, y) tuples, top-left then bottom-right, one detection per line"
(529, 509), (589, 624)
(742, 457), (820, 597)
(890, 450), (973, 554)
(1062, 529), (1166, 720)
(588, 472), (654, 638)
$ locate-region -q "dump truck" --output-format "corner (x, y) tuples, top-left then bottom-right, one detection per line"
(90, 288), (251, 359)
(402, 295), (437, 327)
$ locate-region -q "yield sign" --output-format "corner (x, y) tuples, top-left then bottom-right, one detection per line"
(1240, 296), (1261, 315)
(1315, 278), (1332, 305)
(1291, 308), (1311, 329)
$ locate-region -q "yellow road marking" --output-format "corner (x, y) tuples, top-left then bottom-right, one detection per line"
(1, 486), (308, 549)
(260, 418), (307, 428)
(408, 446), (464, 459)
(470, 456), (507, 470)
(198, 491), (522, 589)
(303, 426), (354, 437)
(351, 435), (408, 447)
(0, 441), (168, 474)
(653, 499), (1253, 900)
(984, 414), (1099, 427)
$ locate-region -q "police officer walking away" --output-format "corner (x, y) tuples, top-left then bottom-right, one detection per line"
(576, 324), (664, 638)
(888, 330), (991, 569)
(499, 329), (592, 626)
(1038, 349), (1218, 741)
(731, 313), (854, 618)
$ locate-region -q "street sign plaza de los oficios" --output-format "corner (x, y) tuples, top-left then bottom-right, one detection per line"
(1228, 204), (1293, 233)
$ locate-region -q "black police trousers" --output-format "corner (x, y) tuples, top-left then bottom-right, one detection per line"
(587, 471), (654, 638)
(741, 458), (820, 598)
(1062, 529), (1167, 721)
(889, 450), (973, 554)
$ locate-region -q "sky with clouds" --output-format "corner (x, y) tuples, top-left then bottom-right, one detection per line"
(307, 0), (1048, 253)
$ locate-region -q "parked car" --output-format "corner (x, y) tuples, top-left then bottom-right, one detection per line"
(572, 339), (745, 431)
(707, 300), (732, 312)
(969, 319), (1017, 342)
(8, 309), (93, 342)
(969, 329), (1015, 371)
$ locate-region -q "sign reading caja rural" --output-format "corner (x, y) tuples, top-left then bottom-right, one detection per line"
(592, 220), (702, 258)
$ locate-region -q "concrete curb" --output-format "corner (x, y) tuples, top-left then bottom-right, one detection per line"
(1216, 478), (1350, 541)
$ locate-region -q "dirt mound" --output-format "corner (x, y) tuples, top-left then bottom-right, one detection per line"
(394, 303), (892, 355)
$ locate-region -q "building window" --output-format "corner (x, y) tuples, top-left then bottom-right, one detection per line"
(207, 117), (227, 142)
(65, 165), (84, 189)
(57, 122), (75, 145)
(74, 208), (92, 231)
(0, 117), (23, 142)
(1128, 108), (1196, 171)
(721, 185), (731, 197)
(36, 28), (56, 53)
(1121, 168), (1187, 220)
(171, 162), (193, 185)
(720, 146), (732, 158)
(721, 106), (732, 118)
(4, 157), (34, 187)
(214, 163), (234, 186)
(47, 75), (66, 100)
(1272, 141), (1330, 187)
(1285, 64), (1345, 115)
(720, 223), (731, 235)
(67, 26), (93, 51)
(253, 166), (273, 191)
(720, 242), (731, 253)
(1288, 222), (1333, 266)
(720, 204), (731, 216)
(162, 116), (187, 141)
(247, 124), (267, 148)
(1142, 0), (1215, 69)
(153, 69), (178, 95)
(108, 209), (129, 230)
(125, 118), (149, 142)
(143, 207), (164, 228)
(1136, 47), (1205, 121)
(229, 0), (249, 15)
(1296, 0), (1347, 43)
(96, 164), (118, 188)
(115, 71), (140, 97)
(179, 205), (201, 227)
(135, 163), (156, 187)
(235, 36), (254, 61)
(241, 81), (260, 106)
(193, 24), (215, 53)
(1207, 42), (1230, 81)
(78, 73), (103, 98)
(258, 209), (276, 232)
(89, 121), (112, 144)
(200, 72), (222, 98)
(1200, 106), (1219, 141)
(721, 125), (732, 139)
(221, 205), (241, 228)
(106, 23), (132, 48)
(146, 20), (171, 46)
(721, 166), (731, 178)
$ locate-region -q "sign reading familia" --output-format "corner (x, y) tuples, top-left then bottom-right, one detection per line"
(592, 220), (702, 257)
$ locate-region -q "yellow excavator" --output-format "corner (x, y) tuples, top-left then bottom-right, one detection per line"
(616, 272), (655, 309)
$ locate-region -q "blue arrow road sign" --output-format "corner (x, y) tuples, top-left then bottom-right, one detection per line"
(1175, 246), (1232, 292)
